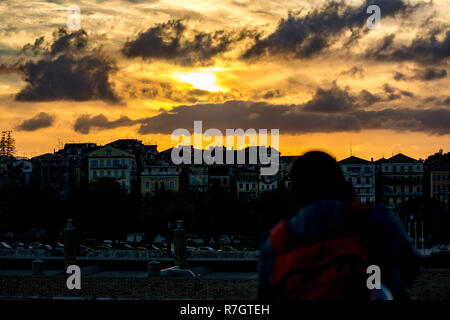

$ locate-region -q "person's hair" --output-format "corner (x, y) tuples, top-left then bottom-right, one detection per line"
(290, 151), (355, 208)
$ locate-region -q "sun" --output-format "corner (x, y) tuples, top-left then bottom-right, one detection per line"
(175, 69), (222, 92)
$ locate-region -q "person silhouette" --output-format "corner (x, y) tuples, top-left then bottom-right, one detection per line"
(258, 151), (419, 300)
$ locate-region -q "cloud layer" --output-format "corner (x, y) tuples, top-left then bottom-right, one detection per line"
(9, 28), (119, 102)
(16, 112), (55, 131)
(122, 20), (258, 66)
(243, 0), (420, 59)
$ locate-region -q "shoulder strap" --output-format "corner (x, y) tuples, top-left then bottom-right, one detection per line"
(269, 220), (293, 255)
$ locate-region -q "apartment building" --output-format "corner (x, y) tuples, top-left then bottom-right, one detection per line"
(429, 159), (450, 207)
(339, 156), (376, 204)
(376, 153), (423, 210)
(141, 165), (181, 196)
(88, 146), (136, 193)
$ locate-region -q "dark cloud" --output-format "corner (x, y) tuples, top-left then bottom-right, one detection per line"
(72, 82), (450, 136)
(358, 89), (383, 106)
(122, 20), (258, 66)
(366, 28), (450, 64)
(442, 97), (450, 106)
(298, 82), (410, 113)
(339, 65), (364, 79)
(394, 67), (447, 81)
(243, 0), (420, 59)
(7, 28), (118, 102)
(74, 114), (136, 134)
(135, 102), (450, 136)
(16, 112), (55, 131)
(253, 89), (283, 100)
(302, 83), (358, 113)
(382, 83), (414, 100)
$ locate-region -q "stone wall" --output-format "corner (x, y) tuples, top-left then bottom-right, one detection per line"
(0, 268), (449, 300)
(0, 276), (258, 300)
(0, 249), (260, 260)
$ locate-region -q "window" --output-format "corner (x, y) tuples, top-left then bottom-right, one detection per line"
(121, 171), (125, 178)
(93, 171), (97, 178)
(357, 177), (361, 184)
(348, 167), (360, 174)
(366, 177), (370, 184)
(106, 149), (112, 156)
(107, 159), (111, 168)
(145, 181), (150, 189)
(100, 160), (104, 168)
(121, 159), (125, 167)
(113, 160), (119, 167)
(170, 181), (175, 189)
(91, 160), (98, 168)
(114, 170), (118, 178)
(240, 184), (243, 189)
(100, 171), (104, 178)
(107, 171), (111, 177)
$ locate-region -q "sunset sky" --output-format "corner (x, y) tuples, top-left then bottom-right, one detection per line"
(0, 0), (449, 160)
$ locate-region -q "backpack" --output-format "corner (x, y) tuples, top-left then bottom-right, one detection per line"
(269, 202), (370, 300)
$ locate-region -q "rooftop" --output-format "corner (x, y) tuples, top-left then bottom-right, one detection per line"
(339, 156), (371, 164)
(376, 153), (421, 164)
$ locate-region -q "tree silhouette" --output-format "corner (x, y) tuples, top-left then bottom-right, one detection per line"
(0, 131), (16, 159)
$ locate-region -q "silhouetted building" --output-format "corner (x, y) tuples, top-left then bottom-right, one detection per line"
(259, 173), (278, 194)
(208, 165), (233, 196)
(188, 165), (209, 193)
(12, 160), (33, 187)
(428, 159), (450, 208)
(57, 143), (98, 193)
(31, 153), (70, 199)
(141, 164), (181, 196)
(376, 153), (423, 211)
(339, 156), (375, 204)
(279, 156), (297, 190)
(88, 146), (137, 193)
(236, 167), (259, 200)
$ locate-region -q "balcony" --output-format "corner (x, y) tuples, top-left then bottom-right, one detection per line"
(91, 164), (128, 169)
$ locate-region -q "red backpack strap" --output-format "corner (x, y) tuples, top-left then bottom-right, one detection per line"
(269, 220), (293, 255)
